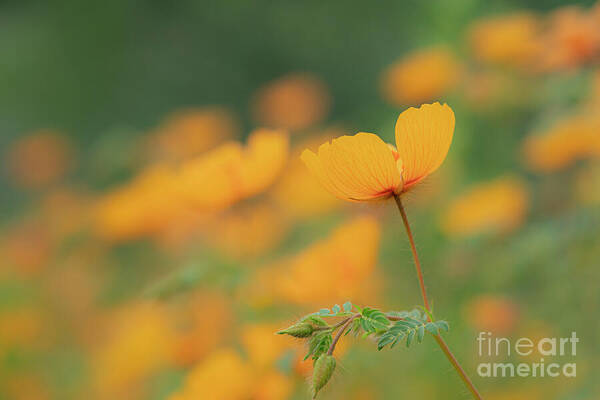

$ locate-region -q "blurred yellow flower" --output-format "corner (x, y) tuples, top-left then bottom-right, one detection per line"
(91, 302), (176, 397)
(271, 132), (343, 218)
(145, 107), (239, 162)
(464, 295), (519, 335)
(523, 115), (600, 172)
(251, 73), (331, 131)
(252, 371), (293, 400)
(468, 13), (542, 69)
(180, 128), (289, 210)
(168, 348), (254, 400)
(241, 323), (293, 369)
(4, 131), (73, 190)
(301, 102), (455, 201)
(94, 164), (183, 241)
(380, 47), (461, 105)
(95, 129), (288, 241)
(441, 177), (529, 237)
(246, 216), (381, 306)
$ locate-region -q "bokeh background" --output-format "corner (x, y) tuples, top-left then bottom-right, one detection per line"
(1, 0), (600, 399)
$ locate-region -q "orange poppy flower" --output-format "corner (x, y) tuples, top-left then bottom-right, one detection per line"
(380, 47), (462, 105)
(301, 102), (454, 201)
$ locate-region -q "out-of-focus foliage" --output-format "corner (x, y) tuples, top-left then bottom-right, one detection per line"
(1, 0), (599, 399)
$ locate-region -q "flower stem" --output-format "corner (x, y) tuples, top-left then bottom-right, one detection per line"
(393, 195), (483, 400)
(327, 314), (359, 355)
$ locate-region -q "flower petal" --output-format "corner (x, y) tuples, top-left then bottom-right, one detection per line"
(394, 102), (455, 188)
(301, 133), (401, 201)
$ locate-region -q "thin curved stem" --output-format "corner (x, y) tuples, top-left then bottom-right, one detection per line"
(393, 195), (483, 400)
(393, 195), (430, 311)
(327, 314), (359, 355)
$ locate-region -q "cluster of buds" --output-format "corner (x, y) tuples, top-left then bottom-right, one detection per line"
(311, 354), (336, 398)
(276, 321), (316, 338)
(277, 316), (339, 398)
(276, 304), (451, 398)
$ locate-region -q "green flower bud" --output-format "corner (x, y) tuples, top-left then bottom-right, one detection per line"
(277, 322), (315, 338)
(311, 354), (336, 398)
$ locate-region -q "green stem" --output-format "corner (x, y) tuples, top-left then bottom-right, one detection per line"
(393, 195), (483, 400)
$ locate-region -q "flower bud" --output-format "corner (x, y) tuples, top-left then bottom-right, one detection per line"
(277, 322), (315, 338)
(311, 354), (336, 398)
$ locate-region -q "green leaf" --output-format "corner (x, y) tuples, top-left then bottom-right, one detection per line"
(305, 331), (332, 361)
(425, 322), (439, 335)
(350, 318), (361, 336)
(387, 310), (409, 319)
(302, 315), (328, 327)
(436, 321), (450, 332)
(377, 334), (395, 350)
(409, 309), (423, 320)
(417, 325), (425, 343)
(390, 332), (405, 348)
(376, 313), (450, 350)
(406, 330), (415, 347)
(360, 308), (390, 333)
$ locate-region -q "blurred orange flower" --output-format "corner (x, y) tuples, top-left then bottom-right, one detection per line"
(251, 73), (331, 131)
(252, 371), (293, 400)
(380, 47), (461, 105)
(90, 302), (176, 398)
(246, 216), (381, 306)
(538, 5), (600, 72)
(145, 107), (239, 162)
(523, 115), (600, 172)
(441, 177), (529, 237)
(94, 164), (184, 241)
(4, 131), (73, 190)
(464, 295), (519, 335)
(180, 128), (289, 210)
(468, 13), (542, 69)
(241, 323), (293, 369)
(271, 132), (343, 218)
(95, 129), (288, 242)
(168, 348), (254, 400)
(301, 102), (454, 201)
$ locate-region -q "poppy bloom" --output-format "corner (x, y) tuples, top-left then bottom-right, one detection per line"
(301, 102), (455, 201)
